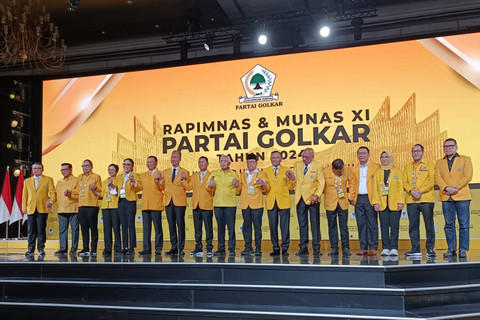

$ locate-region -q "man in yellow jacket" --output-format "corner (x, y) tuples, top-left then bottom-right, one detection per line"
(352, 146), (380, 256)
(323, 159), (355, 257)
(23, 162), (57, 257)
(55, 163), (78, 256)
(239, 153), (270, 256)
(162, 150), (190, 256)
(292, 147), (325, 256)
(264, 151), (295, 256)
(187, 156), (215, 257)
(139, 156), (163, 255)
(435, 138), (473, 259)
(403, 144), (436, 258)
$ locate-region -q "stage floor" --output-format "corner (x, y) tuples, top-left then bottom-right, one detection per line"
(0, 247), (477, 265)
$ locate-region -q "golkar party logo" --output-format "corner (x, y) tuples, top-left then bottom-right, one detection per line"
(239, 64), (279, 103)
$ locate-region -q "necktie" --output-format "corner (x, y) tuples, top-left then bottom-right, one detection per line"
(274, 167), (278, 181)
(200, 172), (205, 184)
(172, 168), (176, 182)
(304, 165), (308, 176)
(34, 177), (39, 190)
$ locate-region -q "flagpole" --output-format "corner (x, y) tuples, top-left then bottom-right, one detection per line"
(5, 166), (9, 240)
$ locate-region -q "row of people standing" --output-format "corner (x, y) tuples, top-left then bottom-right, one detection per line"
(22, 138), (472, 260)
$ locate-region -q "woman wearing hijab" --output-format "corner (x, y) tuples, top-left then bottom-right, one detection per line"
(372, 151), (404, 256)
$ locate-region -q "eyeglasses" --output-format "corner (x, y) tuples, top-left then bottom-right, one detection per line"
(443, 145), (456, 149)
(123, 163), (132, 166)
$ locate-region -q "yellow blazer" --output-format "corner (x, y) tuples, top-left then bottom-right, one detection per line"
(293, 160), (325, 204)
(139, 170), (164, 211)
(113, 172), (143, 202)
(239, 170), (270, 210)
(403, 160), (435, 204)
(371, 168), (404, 211)
(323, 166), (356, 211)
(187, 171), (214, 210)
(56, 175), (78, 213)
(435, 155), (473, 201)
(76, 172), (102, 207)
(264, 165), (295, 210)
(352, 162), (380, 205)
(101, 178), (119, 209)
(162, 167), (190, 206)
(22, 175), (57, 215)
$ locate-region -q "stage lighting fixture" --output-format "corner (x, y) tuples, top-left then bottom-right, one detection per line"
(258, 33), (268, 45)
(13, 168), (21, 177)
(11, 119), (19, 128)
(9, 93), (16, 100)
(319, 25), (330, 37)
(68, 0), (80, 11)
(203, 36), (214, 51)
(6, 142), (13, 149)
(351, 18), (364, 40)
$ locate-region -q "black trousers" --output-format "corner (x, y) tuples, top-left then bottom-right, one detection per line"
(102, 208), (121, 252)
(326, 204), (349, 250)
(267, 202), (290, 252)
(58, 212), (79, 251)
(193, 207), (213, 251)
(355, 195), (378, 250)
(214, 206), (236, 252)
(242, 207), (263, 252)
(296, 198), (321, 251)
(118, 199), (137, 250)
(78, 206), (99, 252)
(407, 202), (435, 252)
(142, 210), (163, 252)
(27, 211), (48, 252)
(165, 201), (186, 251)
(379, 209), (401, 250)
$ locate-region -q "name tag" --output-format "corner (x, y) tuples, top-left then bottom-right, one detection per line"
(106, 194), (112, 203)
(337, 188), (345, 198)
(382, 186), (389, 196)
(412, 179), (417, 188)
(248, 186), (255, 195)
(80, 189), (85, 197)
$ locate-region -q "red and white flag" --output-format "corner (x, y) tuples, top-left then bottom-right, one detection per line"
(10, 172), (24, 224)
(0, 168), (12, 224)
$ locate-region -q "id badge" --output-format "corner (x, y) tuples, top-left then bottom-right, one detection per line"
(412, 179), (417, 189)
(382, 186), (389, 196)
(248, 186), (255, 195)
(337, 188), (345, 198)
(106, 194), (112, 203)
(80, 189), (85, 197)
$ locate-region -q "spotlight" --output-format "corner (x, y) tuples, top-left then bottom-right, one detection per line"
(11, 119), (19, 128)
(6, 142), (13, 149)
(9, 93), (16, 100)
(258, 33), (267, 45)
(320, 25), (330, 38)
(11, 111), (26, 129)
(13, 168), (21, 177)
(68, 0), (80, 11)
(203, 36), (214, 51)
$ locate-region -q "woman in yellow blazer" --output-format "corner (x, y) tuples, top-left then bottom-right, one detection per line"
(372, 151), (404, 257)
(100, 164), (120, 255)
(238, 153), (270, 256)
(110, 158), (143, 255)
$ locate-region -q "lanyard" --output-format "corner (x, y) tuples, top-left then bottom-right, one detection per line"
(334, 175), (342, 188)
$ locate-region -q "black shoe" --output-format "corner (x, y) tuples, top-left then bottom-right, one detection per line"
(38, 250), (45, 256)
(126, 249), (134, 255)
(343, 248), (351, 256)
(103, 250), (112, 256)
(166, 248), (178, 255)
(191, 247), (203, 256)
(229, 251), (235, 257)
(313, 250), (322, 256)
(78, 249), (89, 256)
(328, 249), (339, 256)
(443, 250), (456, 258)
(90, 251), (97, 257)
(269, 250), (280, 256)
(281, 249), (289, 256)
(213, 250), (225, 257)
(206, 250), (213, 257)
(241, 249), (254, 256)
(179, 251), (185, 256)
(121, 248), (128, 254)
(254, 251), (262, 256)
(54, 250), (67, 256)
(69, 249), (77, 255)
(25, 251), (34, 257)
(155, 250), (162, 255)
(295, 249), (309, 256)
(139, 250), (152, 255)
(427, 250), (436, 257)
(405, 250), (422, 257)
(459, 250), (467, 259)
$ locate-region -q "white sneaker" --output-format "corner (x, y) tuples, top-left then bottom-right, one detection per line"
(389, 249), (398, 256)
(381, 249), (390, 256)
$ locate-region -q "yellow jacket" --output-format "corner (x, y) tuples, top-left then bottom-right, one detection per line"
(112, 172), (143, 202)
(209, 169), (240, 207)
(187, 171), (214, 210)
(22, 175), (57, 215)
(293, 160), (325, 204)
(139, 170), (164, 211)
(56, 175), (78, 213)
(76, 172), (102, 207)
(264, 165), (295, 210)
(239, 170), (270, 210)
(162, 167), (190, 206)
(352, 162), (380, 205)
(101, 178), (119, 209)
(371, 168), (404, 211)
(323, 166), (356, 211)
(435, 155), (473, 201)
(403, 160), (435, 204)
